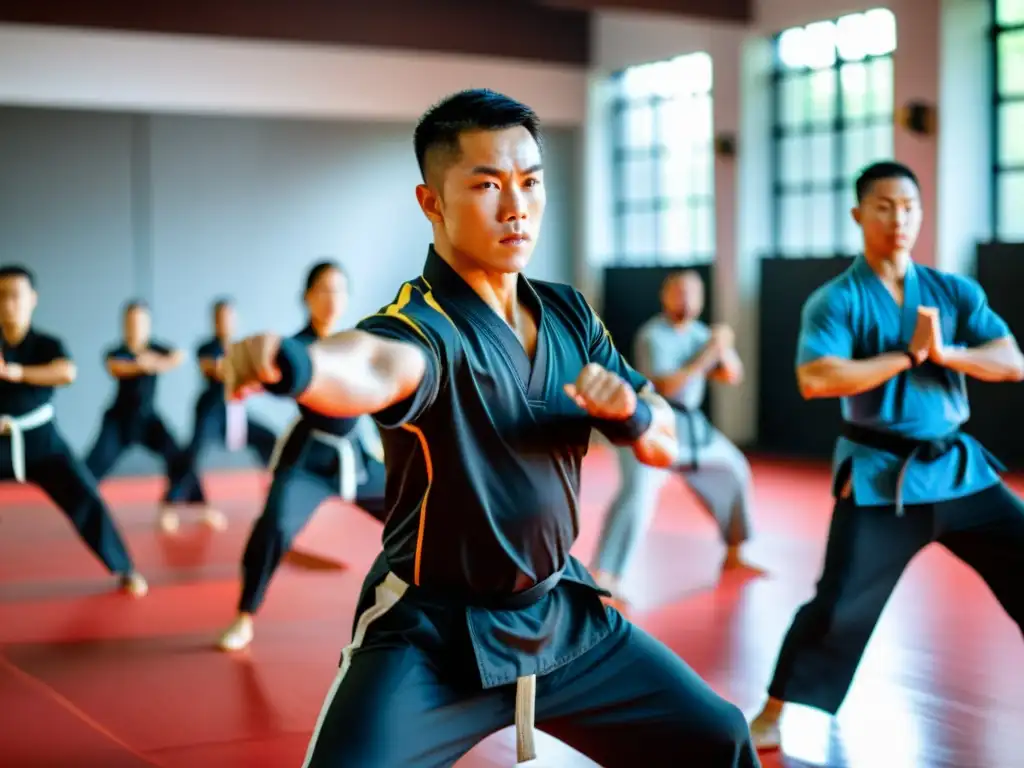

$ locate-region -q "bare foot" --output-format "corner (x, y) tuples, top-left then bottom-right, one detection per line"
(721, 546), (767, 576)
(749, 698), (783, 752)
(217, 615), (254, 652)
(157, 507), (180, 534)
(201, 507), (228, 531)
(120, 572), (149, 598)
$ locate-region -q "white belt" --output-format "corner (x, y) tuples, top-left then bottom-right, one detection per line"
(268, 415), (381, 502)
(0, 403), (55, 483)
(385, 570), (537, 764)
(225, 401), (248, 451)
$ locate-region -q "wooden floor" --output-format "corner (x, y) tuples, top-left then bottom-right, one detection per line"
(0, 448), (1021, 767)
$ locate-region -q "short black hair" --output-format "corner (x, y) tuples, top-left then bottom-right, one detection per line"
(855, 161), (919, 202)
(0, 265), (35, 287)
(413, 89), (542, 183)
(304, 260), (343, 294)
(122, 299), (149, 316)
(212, 296), (233, 314)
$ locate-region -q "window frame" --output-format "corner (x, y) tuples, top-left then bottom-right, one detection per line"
(608, 55), (717, 266)
(768, 11), (897, 259)
(992, 0), (1024, 240)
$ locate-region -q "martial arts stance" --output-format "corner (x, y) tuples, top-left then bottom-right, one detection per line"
(85, 301), (207, 533)
(162, 298), (277, 532)
(217, 262), (388, 652)
(592, 270), (758, 608)
(225, 89), (758, 767)
(0, 266), (147, 597)
(749, 161), (1024, 751)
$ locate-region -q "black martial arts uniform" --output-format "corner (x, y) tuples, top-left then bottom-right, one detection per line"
(298, 247), (758, 768)
(166, 337), (277, 504)
(86, 340), (197, 503)
(0, 328), (135, 576)
(236, 324), (388, 615)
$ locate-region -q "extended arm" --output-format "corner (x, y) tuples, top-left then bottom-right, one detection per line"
(298, 331), (428, 418)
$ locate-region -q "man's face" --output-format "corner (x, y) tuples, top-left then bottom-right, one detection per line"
(417, 126), (546, 274)
(0, 275), (36, 327)
(852, 175), (922, 259)
(215, 305), (236, 339)
(124, 307), (151, 346)
(661, 273), (704, 322)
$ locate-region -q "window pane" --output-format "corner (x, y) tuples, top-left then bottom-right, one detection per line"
(623, 210), (657, 260)
(867, 56), (894, 117)
(808, 191), (837, 254)
(693, 205), (716, 257)
(659, 206), (691, 257)
(623, 157), (655, 202)
(998, 30), (1024, 97)
(803, 21), (838, 70)
(997, 0), (1024, 26)
(836, 12), (870, 61)
(840, 63), (869, 119)
(779, 193), (809, 256)
(622, 104), (654, 149)
(657, 98), (688, 146)
(779, 135), (807, 186)
(692, 149), (715, 198)
(808, 68), (837, 126)
(779, 74), (808, 128)
(868, 123), (893, 161)
(659, 149), (689, 203)
(841, 210), (862, 256)
(997, 172), (1024, 241)
(842, 126), (873, 180)
(862, 9), (897, 56)
(807, 132), (834, 184)
(998, 102), (1024, 167)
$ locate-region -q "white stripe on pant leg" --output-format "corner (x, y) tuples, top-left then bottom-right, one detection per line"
(301, 573), (409, 768)
(267, 416), (301, 473)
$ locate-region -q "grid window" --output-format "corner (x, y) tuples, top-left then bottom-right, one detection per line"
(995, 0), (1024, 240)
(770, 9), (897, 258)
(610, 52), (715, 265)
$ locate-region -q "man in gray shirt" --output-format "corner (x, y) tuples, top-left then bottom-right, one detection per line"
(592, 271), (761, 607)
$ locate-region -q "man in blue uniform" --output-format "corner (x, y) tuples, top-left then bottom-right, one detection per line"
(749, 161), (1024, 751)
(224, 90), (758, 767)
(0, 266), (147, 597)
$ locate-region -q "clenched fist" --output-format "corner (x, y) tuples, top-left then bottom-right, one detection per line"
(223, 334), (283, 400)
(564, 363), (637, 421)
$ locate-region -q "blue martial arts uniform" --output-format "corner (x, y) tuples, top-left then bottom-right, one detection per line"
(768, 255), (1024, 716)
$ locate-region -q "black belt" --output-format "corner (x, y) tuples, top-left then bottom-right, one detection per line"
(406, 566), (564, 611)
(841, 423), (970, 516)
(668, 400), (705, 470)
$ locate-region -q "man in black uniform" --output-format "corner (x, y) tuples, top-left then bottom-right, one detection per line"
(85, 300), (206, 533)
(164, 298), (277, 532)
(0, 266), (147, 597)
(225, 90), (757, 767)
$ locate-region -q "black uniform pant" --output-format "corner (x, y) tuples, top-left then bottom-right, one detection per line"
(238, 438), (387, 614)
(1, 426), (134, 575)
(304, 597), (758, 767)
(86, 409), (197, 504)
(768, 482), (1024, 715)
(167, 398), (277, 505)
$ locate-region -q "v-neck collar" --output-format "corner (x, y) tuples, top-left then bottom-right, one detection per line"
(854, 254), (920, 344)
(422, 245), (549, 401)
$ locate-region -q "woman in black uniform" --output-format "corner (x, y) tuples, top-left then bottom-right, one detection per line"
(85, 300), (207, 533)
(218, 262), (387, 652)
(162, 298), (277, 532)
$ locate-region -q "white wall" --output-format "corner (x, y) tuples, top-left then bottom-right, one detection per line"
(0, 23), (587, 127)
(587, 0), (980, 445)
